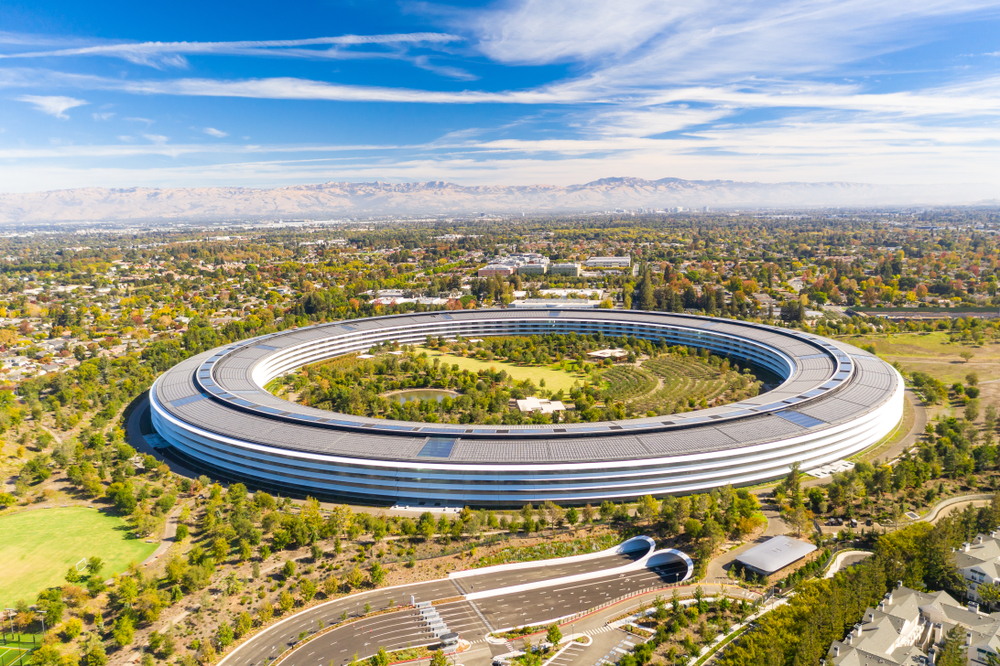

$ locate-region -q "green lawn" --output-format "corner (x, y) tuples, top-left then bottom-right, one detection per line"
(0, 507), (158, 606)
(839, 331), (1000, 383)
(421, 348), (585, 392)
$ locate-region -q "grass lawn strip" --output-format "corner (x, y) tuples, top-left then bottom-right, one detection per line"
(0, 507), (157, 606)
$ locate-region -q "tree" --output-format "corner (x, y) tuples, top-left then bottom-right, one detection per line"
(546, 624), (563, 646)
(212, 537), (229, 562)
(430, 650), (448, 666)
(113, 615), (135, 647)
(323, 575), (339, 597)
(87, 557), (104, 577)
(979, 583), (1000, 610)
(565, 507), (579, 527)
(216, 622), (234, 649)
(961, 350), (975, 363)
(279, 590), (294, 612)
(345, 565), (364, 590)
(31, 644), (63, 666)
(938, 625), (968, 666)
(638, 495), (659, 524)
(638, 269), (656, 311)
(300, 578), (317, 602)
(369, 562), (386, 588)
(83, 636), (108, 666)
(283, 559), (296, 579)
(370, 647), (390, 666)
(63, 617), (83, 640)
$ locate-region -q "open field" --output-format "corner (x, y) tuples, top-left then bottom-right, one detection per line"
(839, 331), (1000, 383)
(0, 507), (157, 606)
(420, 347), (585, 392)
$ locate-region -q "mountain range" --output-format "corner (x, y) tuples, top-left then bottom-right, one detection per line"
(0, 177), (991, 224)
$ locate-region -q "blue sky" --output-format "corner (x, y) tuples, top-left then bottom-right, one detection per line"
(1, 0), (1000, 192)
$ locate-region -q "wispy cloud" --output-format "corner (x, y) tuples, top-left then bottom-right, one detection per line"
(92, 111), (114, 121)
(202, 127), (228, 138)
(15, 94), (87, 119)
(0, 33), (463, 69)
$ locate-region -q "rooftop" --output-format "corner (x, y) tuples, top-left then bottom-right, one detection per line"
(735, 535), (817, 574)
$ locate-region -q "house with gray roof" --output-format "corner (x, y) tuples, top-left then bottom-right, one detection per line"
(828, 582), (1000, 666)
(954, 533), (1000, 608)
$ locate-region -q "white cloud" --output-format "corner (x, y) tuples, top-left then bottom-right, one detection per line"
(15, 94), (87, 119)
(142, 133), (169, 144)
(203, 127), (228, 138)
(0, 33), (463, 69)
(92, 111), (115, 121)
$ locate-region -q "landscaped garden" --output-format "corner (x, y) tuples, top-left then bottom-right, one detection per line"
(269, 333), (764, 424)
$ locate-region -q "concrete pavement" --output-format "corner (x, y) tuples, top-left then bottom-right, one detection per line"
(224, 558), (703, 666)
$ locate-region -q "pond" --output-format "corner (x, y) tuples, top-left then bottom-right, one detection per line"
(385, 389), (459, 405)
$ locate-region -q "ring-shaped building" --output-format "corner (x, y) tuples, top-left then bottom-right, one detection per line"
(149, 309), (904, 507)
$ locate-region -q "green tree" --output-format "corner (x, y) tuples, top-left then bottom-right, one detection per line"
(938, 626), (968, 666)
(113, 615), (135, 647)
(300, 578), (317, 602)
(369, 562), (386, 588)
(83, 636), (108, 666)
(546, 624), (563, 646)
(370, 647), (390, 666)
(430, 650), (448, 666)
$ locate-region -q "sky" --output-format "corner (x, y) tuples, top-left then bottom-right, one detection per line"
(1, 0), (1000, 193)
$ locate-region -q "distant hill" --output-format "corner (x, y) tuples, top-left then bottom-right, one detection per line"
(0, 177), (991, 223)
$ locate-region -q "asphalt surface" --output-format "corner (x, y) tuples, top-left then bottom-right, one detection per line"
(453, 550), (648, 595)
(232, 559), (691, 666)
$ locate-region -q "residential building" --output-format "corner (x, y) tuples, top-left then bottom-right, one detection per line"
(955, 533), (1000, 607)
(829, 582), (1000, 666)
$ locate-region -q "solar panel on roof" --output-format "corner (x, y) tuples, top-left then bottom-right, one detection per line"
(171, 394), (205, 408)
(775, 410), (825, 428)
(418, 438), (456, 458)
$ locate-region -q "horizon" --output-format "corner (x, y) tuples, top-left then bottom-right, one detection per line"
(2, 0), (1000, 195)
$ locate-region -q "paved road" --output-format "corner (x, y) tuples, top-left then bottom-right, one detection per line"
(226, 558), (695, 666)
(454, 550), (647, 595)
(823, 551), (872, 579)
(126, 394), (197, 478)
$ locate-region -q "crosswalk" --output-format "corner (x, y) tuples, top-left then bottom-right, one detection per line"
(586, 626), (617, 635)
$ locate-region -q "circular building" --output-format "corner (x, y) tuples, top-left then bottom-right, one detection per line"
(150, 309), (903, 507)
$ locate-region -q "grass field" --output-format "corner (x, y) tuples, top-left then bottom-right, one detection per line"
(0, 507), (157, 606)
(0, 646), (30, 666)
(839, 331), (1000, 383)
(421, 348), (585, 392)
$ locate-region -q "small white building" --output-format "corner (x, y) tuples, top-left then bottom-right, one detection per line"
(515, 397), (566, 414)
(587, 348), (628, 360)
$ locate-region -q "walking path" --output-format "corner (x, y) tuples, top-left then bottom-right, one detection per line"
(139, 505), (181, 568)
(917, 493), (995, 524)
(823, 551), (872, 578)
